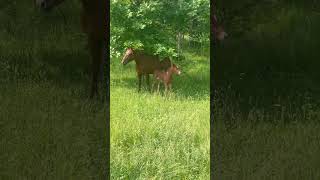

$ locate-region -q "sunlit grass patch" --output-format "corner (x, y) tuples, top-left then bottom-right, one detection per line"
(110, 50), (210, 179)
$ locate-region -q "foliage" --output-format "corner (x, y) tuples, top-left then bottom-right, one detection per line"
(110, 0), (210, 58)
(214, 1), (320, 88)
(215, 0), (320, 36)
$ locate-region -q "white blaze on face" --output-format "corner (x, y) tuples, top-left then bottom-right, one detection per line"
(175, 66), (181, 75)
(121, 48), (133, 64)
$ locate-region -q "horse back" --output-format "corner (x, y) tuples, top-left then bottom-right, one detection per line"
(161, 57), (171, 70)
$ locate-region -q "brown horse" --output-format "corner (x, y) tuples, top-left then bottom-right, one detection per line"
(153, 63), (181, 92)
(35, 0), (107, 98)
(121, 48), (171, 91)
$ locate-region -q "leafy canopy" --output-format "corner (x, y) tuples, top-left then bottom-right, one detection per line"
(110, 0), (210, 58)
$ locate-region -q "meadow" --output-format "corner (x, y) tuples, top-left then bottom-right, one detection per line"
(110, 50), (210, 179)
(0, 1), (108, 179)
(213, 4), (320, 179)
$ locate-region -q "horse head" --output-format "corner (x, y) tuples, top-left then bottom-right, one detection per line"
(121, 48), (135, 65)
(171, 63), (181, 75)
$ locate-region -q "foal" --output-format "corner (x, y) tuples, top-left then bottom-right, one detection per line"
(153, 63), (181, 92)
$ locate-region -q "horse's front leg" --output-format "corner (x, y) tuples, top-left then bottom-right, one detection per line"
(157, 82), (160, 93)
(152, 80), (155, 93)
(164, 83), (168, 92)
(146, 74), (151, 91)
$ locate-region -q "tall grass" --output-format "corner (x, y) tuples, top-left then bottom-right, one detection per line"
(110, 51), (210, 179)
(0, 1), (107, 179)
(213, 5), (320, 179)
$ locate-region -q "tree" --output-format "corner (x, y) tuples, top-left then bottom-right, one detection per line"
(110, 0), (210, 59)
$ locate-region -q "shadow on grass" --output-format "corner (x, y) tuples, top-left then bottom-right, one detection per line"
(2, 41), (104, 84)
(38, 48), (91, 81)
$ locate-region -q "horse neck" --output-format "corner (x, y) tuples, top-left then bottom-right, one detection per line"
(131, 51), (140, 63)
(166, 68), (174, 78)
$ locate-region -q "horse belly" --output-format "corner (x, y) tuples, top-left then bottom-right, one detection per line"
(141, 65), (158, 74)
(137, 59), (159, 74)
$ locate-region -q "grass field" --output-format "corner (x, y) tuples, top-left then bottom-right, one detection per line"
(0, 1), (108, 179)
(213, 121), (320, 179)
(110, 51), (210, 179)
(213, 92), (320, 179)
(212, 7), (320, 179)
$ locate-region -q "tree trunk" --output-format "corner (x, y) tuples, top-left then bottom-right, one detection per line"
(176, 32), (183, 57)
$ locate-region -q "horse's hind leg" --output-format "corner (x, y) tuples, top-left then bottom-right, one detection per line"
(152, 77), (156, 93)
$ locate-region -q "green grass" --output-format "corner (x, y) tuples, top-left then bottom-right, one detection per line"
(213, 120), (320, 179)
(110, 52), (210, 179)
(213, 92), (320, 179)
(213, 6), (320, 179)
(212, 87), (320, 180)
(0, 1), (108, 179)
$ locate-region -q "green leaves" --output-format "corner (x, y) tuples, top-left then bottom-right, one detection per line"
(110, 0), (209, 59)
(154, 44), (178, 58)
(124, 40), (144, 50)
